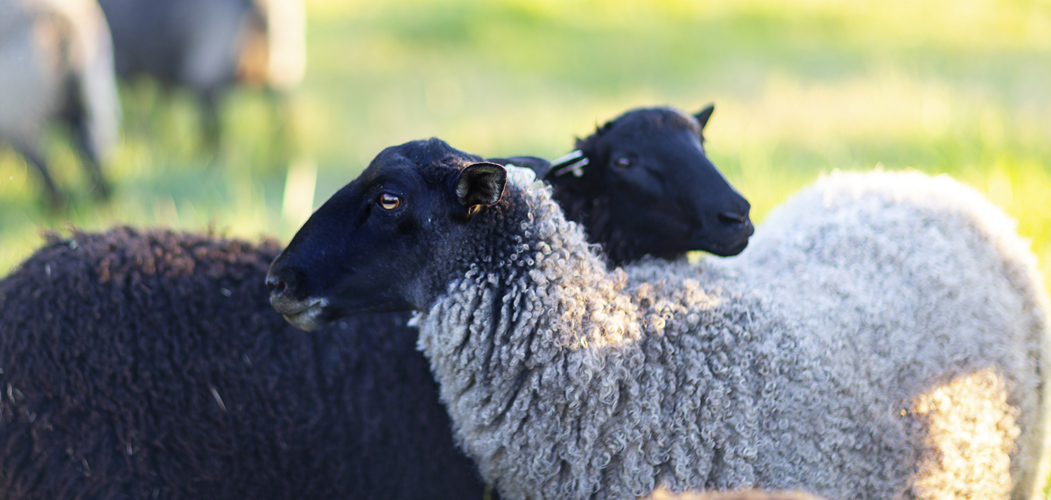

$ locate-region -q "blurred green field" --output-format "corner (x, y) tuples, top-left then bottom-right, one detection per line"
(2, 0), (1050, 301)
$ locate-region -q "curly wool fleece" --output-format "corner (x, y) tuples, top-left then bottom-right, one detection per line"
(0, 228), (487, 500)
(726, 170), (1049, 500)
(417, 172), (1048, 500)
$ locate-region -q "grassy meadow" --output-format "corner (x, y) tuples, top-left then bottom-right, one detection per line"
(1, 0), (1051, 495)
(2, 0), (1050, 289)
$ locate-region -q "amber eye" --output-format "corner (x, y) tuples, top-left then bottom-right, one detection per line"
(613, 157), (632, 171)
(378, 193), (401, 210)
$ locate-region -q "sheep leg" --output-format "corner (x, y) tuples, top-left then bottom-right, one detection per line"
(199, 90), (222, 163)
(74, 121), (112, 201)
(12, 140), (65, 209)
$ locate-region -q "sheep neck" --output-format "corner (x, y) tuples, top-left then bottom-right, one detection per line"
(550, 179), (670, 267)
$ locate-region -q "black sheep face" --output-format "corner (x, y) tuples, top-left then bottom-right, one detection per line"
(267, 138), (508, 331)
(548, 104), (753, 263)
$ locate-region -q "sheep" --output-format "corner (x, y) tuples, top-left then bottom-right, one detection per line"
(0, 0), (121, 207)
(0, 228), (488, 499)
(504, 104), (752, 263)
(0, 107), (752, 499)
(97, 0), (306, 153)
(268, 140), (1048, 500)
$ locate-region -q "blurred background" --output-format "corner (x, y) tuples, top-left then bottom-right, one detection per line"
(1, 0), (1049, 292)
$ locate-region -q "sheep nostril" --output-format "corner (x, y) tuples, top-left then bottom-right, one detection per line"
(266, 274), (288, 296)
(717, 211), (748, 227)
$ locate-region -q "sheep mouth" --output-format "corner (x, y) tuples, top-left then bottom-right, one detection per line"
(693, 236), (751, 257)
(686, 219), (753, 257)
(273, 297), (328, 331)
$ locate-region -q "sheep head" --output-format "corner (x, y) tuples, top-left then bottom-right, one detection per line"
(267, 138), (512, 330)
(547, 104), (753, 263)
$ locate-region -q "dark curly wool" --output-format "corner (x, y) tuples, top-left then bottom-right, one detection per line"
(0, 227), (485, 499)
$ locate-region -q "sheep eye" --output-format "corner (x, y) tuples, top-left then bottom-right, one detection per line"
(613, 157), (632, 171)
(378, 193), (401, 210)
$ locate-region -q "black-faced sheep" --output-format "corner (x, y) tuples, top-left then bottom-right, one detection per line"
(0, 0), (121, 207)
(97, 0), (306, 152)
(268, 140), (1048, 500)
(544, 104), (751, 262)
(0, 107), (751, 499)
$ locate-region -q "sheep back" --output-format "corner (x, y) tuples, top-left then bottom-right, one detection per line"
(729, 170), (1050, 499)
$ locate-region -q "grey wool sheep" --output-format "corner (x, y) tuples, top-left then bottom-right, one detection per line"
(0, 0), (121, 207)
(724, 170), (1050, 500)
(0, 108), (751, 499)
(268, 140), (1048, 500)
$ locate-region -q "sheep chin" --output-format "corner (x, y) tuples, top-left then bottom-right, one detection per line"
(279, 297), (328, 331)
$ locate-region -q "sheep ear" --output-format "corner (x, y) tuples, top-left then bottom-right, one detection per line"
(487, 156), (552, 179)
(456, 162), (507, 207)
(693, 103), (715, 131)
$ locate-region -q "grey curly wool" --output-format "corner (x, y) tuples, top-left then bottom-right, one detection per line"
(727, 170), (1050, 500)
(417, 171), (1048, 500)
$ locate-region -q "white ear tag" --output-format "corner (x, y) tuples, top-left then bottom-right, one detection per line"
(504, 163), (538, 186)
(550, 150), (589, 178)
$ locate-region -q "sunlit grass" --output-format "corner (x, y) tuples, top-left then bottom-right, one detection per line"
(2, 0), (1050, 297)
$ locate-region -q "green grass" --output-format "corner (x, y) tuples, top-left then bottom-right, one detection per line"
(2, 0), (1050, 290)
(1, 0), (1051, 495)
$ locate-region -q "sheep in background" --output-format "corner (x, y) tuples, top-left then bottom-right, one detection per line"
(97, 0), (306, 153)
(0, 106), (751, 499)
(268, 140), (1047, 500)
(0, 0), (120, 207)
